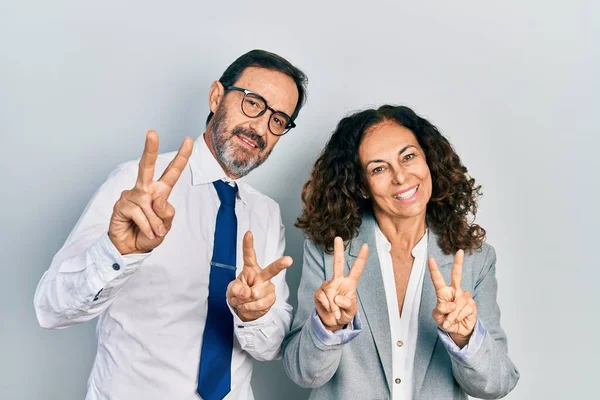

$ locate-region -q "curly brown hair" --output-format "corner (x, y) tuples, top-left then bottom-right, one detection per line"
(295, 105), (486, 254)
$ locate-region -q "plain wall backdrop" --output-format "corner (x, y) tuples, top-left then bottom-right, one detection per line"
(1, 0), (598, 399)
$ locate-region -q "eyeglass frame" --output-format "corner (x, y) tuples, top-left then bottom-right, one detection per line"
(223, 85), (297, 136)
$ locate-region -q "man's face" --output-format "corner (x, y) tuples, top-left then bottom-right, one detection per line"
(207, 67), (299, 178)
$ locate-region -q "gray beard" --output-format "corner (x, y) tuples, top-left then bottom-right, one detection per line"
(210, 105), (271, 178)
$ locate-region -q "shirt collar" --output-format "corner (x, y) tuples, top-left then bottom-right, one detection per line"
(411, 228), (428, 258)
(189, 134), (248, 204)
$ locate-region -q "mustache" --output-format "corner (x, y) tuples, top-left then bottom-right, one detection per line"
(232, 127), (266, 150)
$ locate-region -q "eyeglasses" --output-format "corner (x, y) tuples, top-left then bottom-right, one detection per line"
(224, 85), (296, 136)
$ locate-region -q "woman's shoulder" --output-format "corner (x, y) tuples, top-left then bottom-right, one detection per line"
(463, 241), (498, 280)
(303, 237), (328, 261)
(469, 241), (497, 261)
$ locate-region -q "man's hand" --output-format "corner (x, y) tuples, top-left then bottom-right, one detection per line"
(108, 130), (193, 255)
(226, 231), (293, 322)
(314, 237), (368, 332)
(428, 249), (478, 348)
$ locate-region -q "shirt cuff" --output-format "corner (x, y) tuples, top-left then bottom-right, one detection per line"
(438, 318), (487, 361)
(88, 233), (149, 286)
(229, 304), (281, 351)
(310, 310), (363, 346)
(228, 301), (276, 328)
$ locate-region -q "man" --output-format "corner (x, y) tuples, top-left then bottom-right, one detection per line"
(34, 49), (308, 400)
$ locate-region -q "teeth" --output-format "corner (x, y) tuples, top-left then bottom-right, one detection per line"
(240, 137), (256, 148)
(394, 186), (418, 200)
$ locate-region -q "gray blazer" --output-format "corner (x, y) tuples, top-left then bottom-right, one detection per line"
(282, 213), (519, 399)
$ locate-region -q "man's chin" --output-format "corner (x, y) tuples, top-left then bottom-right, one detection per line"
(230, 146), (262, 165)
(219, 156), (259, 178)
(220, 142), (267, 177)
(232, 158), (260, 171)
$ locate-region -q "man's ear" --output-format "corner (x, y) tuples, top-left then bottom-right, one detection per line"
(208, 81), (225, 113)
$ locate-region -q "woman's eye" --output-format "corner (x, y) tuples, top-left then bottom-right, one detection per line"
(403, 153), (415, 161)
(372, 166), (384, 174)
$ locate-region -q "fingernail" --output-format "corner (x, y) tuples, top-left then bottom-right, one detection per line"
(443, 321), (450, 329)
(252, 288), (259, 297)
(335, 311), (341, 320)
(158, 225), (167, 236)
(148, 232), (155, 240)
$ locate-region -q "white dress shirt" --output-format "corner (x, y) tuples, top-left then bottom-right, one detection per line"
(374, 227), (488, 399)
(34, 136), (292, 400)
(375, 226), (428, 400)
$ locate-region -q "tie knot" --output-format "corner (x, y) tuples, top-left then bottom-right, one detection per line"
(213, 180), (238, 206)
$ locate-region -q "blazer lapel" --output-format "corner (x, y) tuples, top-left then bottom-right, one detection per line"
(347, 213), (393, 394)
(413, 230), (455, 395)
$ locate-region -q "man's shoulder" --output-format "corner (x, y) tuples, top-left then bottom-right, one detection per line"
(105, 159), (139, 182)
(104, 149), (190, 183)
(238, 182), (279, 209)
(155, 150), (182, 170)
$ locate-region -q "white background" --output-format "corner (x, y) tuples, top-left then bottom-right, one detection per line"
(1, 1), (598, 398)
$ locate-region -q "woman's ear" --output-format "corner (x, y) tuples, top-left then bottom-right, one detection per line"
(359, 187), (370, 199)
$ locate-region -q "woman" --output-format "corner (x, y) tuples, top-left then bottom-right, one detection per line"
(282, 105), (519, 399)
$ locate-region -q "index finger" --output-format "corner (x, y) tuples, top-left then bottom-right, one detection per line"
(332, 236), (345, 280)
(157, 136), (194, 192)
(242, 231), (259, 268)
(451, 249), (464, 291)
(347, 243), (368, 282)
(258, 256), (293, 282)
(136, 130), (159, 187)
(428, 256), (448, 291)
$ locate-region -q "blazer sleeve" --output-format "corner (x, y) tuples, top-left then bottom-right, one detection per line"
(449, 244), (520, 399)
(281, 239), (346, 388)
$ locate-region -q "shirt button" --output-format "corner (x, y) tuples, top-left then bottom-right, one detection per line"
(112, 263), (120, 271)
(395, 378), (401, 384)
(397, 340), (404, 347)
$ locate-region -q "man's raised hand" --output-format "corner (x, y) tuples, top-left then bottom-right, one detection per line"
(108, 130), (193, 255)
(226, 231), (293, 322)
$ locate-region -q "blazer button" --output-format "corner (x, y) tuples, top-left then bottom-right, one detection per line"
(396, 340), (404, 347)
(112, 263), (120, 271)
(395, 378), (401, 384)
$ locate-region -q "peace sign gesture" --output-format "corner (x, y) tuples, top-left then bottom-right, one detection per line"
(428, 250), (478, 348)
(227, 231), (293, 322)
(108, 130), (193, 255)
(314, 237), (369, 332)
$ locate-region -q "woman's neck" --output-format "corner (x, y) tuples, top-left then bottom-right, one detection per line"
(374, 209), (427, 252)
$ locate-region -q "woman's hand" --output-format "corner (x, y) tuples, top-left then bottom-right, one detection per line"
(314, 237), (369, 331)
(428, 250), (477, 348)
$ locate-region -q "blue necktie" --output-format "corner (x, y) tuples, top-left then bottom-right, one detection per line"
(197, 180), (238, 400)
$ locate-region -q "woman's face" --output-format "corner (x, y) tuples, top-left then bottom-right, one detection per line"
(358, 120), (433, 221)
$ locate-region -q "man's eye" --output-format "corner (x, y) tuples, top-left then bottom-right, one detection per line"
(244, 97), (262, 109)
